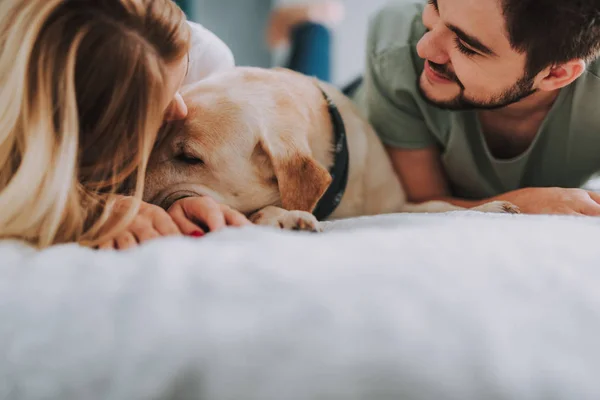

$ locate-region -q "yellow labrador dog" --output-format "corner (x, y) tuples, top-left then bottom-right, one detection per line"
(144, 67), (518, 232)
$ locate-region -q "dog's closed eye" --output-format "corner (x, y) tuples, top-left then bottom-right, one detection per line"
(175, 152), (205, 166)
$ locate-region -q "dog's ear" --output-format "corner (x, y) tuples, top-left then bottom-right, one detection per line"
(259, 133), (332, 213)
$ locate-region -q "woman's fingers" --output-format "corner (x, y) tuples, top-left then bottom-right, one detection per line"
(221, 204), (251, 227)
(169, 203), (205, 236)
(96, 197), (252, 251)
(152, 209), (183, 236)
(177, 197), (227, 232)
(115, 231), (138, 250)
(97, 239), (116, 250)
(129, 218), (160, 243)
(167, 197), (251, 237)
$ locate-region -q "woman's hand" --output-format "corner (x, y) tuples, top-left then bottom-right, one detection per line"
(167, 196), (251, 236)
(97, 196), (250, 250)
(98, 197), (181, 250)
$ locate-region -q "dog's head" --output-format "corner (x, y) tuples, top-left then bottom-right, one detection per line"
(144, 67), (332, 215)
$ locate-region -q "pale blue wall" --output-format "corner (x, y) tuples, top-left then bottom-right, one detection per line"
(190, 0), (273, 68)
(190, 0), (404, 84)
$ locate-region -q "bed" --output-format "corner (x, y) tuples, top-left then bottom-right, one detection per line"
(1, 210), (600, 399)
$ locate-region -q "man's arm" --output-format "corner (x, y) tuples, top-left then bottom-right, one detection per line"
(386, 146), (451, 203)
(386, 145), (485, 207)
(386, 145), (600, 215)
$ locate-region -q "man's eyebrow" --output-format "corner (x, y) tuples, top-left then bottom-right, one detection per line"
(447, 24), (496, 56)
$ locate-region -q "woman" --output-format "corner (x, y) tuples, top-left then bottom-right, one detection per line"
(0, 0), (249, 250)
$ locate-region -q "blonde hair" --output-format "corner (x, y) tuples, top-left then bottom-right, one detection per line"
(0, 0), (190, 248)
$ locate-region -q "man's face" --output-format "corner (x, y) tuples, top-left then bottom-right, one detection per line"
(416, 0), (537, 110)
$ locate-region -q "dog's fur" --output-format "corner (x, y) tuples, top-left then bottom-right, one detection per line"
(144, 67), (518, 231)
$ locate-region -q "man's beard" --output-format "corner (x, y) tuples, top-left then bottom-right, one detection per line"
(418, 61), (537, 111)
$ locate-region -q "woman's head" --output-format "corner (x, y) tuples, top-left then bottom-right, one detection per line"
(0, 0), (191, 248)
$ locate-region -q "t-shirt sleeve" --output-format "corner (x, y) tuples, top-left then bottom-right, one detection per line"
(184, 21), (235, 85)
(360, 5), (438, 149)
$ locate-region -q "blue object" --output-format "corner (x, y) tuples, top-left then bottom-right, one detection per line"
(285, 21), (363, 94)
(286, 22), (332, 83)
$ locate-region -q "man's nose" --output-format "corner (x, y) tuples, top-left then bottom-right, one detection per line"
(416, 29), (451, 65)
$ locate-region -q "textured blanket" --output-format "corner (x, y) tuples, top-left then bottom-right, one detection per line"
(1, 211), (600, 400)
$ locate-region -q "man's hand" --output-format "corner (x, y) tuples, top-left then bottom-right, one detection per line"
(438, 188), (600, 216)
(98, 197), (181, 250)
(490, 187), (600, 216)
(167, 196), (251, 236)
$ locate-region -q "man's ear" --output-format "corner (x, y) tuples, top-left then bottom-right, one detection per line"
(537, 59), (586, 91)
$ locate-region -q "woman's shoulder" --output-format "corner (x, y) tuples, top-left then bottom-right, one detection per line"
(184, 21), (235, 85)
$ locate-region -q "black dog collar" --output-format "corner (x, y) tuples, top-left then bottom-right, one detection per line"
(312, 88), (350, 221)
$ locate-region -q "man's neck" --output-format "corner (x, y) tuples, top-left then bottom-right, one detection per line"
(477, 89), (561, 159)
(479, 89), (560, 121)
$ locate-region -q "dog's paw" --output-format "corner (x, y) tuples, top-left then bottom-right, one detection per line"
(472, 201), (521, 214)
(252, 209), (322, 232)
(276, 211), (322, 232)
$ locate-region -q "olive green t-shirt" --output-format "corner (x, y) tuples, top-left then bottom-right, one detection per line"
(352, 1), (600, 199)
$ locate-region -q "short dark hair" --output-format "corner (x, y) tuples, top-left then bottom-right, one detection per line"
(502, 0), (600, 77)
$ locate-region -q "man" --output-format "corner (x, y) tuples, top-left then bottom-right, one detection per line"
(352, 0), (600, 215)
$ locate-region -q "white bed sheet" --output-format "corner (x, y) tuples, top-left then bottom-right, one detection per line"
(1, 211), (600, 399)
